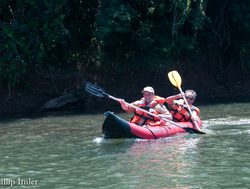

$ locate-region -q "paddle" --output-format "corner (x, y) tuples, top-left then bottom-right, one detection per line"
(168, 70), (206, 134)
(85, 82), (204, 134)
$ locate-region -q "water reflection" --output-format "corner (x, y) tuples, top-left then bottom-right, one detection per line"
(92, 134), (204, 188)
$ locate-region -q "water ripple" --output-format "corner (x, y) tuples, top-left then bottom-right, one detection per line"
(1, 104), (250, 188)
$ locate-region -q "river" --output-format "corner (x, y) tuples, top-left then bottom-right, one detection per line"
(0, 102), (250, 189)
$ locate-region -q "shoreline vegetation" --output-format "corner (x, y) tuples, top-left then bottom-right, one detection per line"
(1, 1), (250, 116)
(1, 66), (250, 117)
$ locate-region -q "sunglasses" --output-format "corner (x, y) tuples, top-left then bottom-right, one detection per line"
(186, 97), (194, 100)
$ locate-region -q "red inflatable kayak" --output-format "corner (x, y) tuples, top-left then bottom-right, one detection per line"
(102, 111), (203, 139)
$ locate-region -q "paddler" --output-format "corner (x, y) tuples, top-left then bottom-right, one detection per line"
(118, 86), (172, 126)
(165, 89), (200, 122)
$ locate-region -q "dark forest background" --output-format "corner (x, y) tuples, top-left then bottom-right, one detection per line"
(1, 0), (250, 115)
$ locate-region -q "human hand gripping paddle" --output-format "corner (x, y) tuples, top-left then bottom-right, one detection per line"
(168, 70), (206, 134)
(85, 82), (204, 134)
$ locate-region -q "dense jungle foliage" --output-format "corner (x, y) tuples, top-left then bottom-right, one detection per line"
(0, 0), (250, 113)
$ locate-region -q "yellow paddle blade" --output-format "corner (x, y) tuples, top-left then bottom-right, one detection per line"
(168, 70), (182, 88)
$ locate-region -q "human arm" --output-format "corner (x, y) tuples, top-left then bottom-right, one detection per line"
(118, 99), (129, 111)
(118, 99), (137, 113)
(154, 104), (172, 120)
(189, 105), (200, 122)
(165, 93), (183, 105)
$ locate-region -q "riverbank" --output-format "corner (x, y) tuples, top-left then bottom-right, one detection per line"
(0, 68), (250, 117)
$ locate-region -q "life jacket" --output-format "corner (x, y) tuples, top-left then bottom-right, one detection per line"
(130, 96), (166, 126)
(170, 106), (191, 122)
(170, 104), (200, 122)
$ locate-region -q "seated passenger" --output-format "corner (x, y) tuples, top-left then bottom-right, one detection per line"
(165, 90), (200, 122)
(118, 86), (172, 126)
